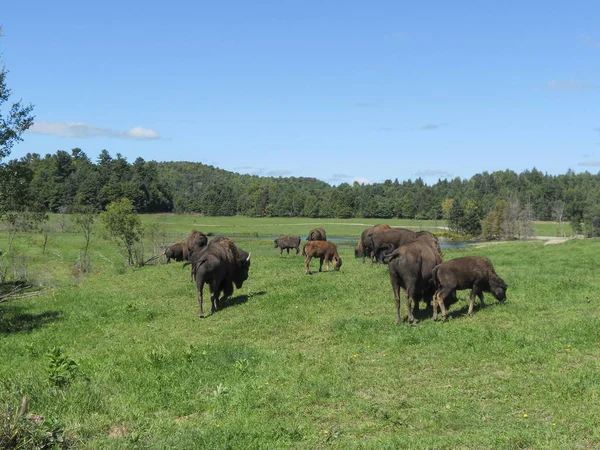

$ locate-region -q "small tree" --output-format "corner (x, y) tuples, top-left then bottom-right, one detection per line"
(461, 199), (482, 236)
(502, 197), (521, 239)
(100, 198), (142, 265)
(73, 205), (95, 261)
(583, 204), (600, 238)
(56, 206), (71, 232)
(441, 198), (454, 229)
(552, 200), (566, 237)
(0, 27), (35, 162)
(482, 200), (507, 240)
(519, 200), (535, 240)
(447, 200), (465, 234)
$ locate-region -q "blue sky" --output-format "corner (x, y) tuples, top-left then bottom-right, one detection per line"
(2, 1), (599, 185)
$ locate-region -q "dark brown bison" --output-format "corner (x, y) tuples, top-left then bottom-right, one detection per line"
(186, 230), (214, 261)
(306, 227), (327, 241)
(274, 235), (301, 256)
(432, 256), (507, 322)
(189, 236), (251, 317)
(355, 224), (392, 263)
(303, 240), (342, 275)
(165, 242), (187, 263)
(387, 235), (443, 325)
(369, 227), (420, 264)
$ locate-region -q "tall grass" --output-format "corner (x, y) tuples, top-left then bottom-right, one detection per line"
(0, 216), (597, 448)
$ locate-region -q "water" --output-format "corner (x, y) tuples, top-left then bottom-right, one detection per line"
(249, 235), (473, 249)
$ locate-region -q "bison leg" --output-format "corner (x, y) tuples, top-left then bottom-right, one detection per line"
(295, 247), (299, 255)
(318, 257), (324, 272)
(468, 287), (484, 315)
(196, 280), (206, 318)
(436, 289), (451, 321)
(391, 279), (402, 325)
(405, 287), (416, 324)
(305, 256), (312, 275)
(287, 248), (290, 255)
(432, 291), (440, 321)
(209, 280), (221, 314)
(279, 248), (283, 257)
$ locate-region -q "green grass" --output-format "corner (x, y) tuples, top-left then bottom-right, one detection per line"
(1, 215), (598, 448)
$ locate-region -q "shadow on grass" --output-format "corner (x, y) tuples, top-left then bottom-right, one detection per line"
(219, 290), (267, 312)
(406, 295), (498, 323)
(0, 303), (63, 334)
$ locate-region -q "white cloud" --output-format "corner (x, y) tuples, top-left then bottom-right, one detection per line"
(578, 161), (600, 167)
(352, 177), (371, 185)
(413, 169), (452, 178)
(28, 121), (160, 140)
(546, 80), (591, 90)
(266, 169), (292, 177)
(124, 126), (160, 139)
(421, 123), (446, 131)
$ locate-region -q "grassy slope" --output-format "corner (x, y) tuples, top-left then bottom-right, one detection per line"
(0, 216), (597, 448)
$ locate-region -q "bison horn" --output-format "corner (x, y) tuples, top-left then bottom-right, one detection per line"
(246, 253), (251, 262)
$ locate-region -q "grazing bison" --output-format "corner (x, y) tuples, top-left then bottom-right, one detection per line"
(303, 240), (342, 275)
(306, 227), (327, 241)
(355, 224), (392, 263)
(189, 236), (251, 317)
(274, 235), (301, 256)
(186, 230), (214, 261)
(432, 256), (507, 322)
(165, 242), (187, 263)
(387, 235), (443, 325)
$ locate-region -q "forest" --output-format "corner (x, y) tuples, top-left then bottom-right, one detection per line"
(11, 148), (600, 237)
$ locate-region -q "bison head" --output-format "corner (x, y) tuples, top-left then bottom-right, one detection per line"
(491, 277), (508, 301)
(233, 251), (251, 289)
(334, 257), (343, 271)
(274, 238), (279, 248)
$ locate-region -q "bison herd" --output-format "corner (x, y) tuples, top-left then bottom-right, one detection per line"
(165, 225), (507, 324)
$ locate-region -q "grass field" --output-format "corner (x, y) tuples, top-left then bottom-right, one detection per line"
(1, 215), (597, 448)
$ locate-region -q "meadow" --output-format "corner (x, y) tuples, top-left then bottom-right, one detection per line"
(0, 215), (597, 449)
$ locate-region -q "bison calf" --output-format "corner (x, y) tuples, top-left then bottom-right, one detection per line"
(303, 240), (342, 275)
(432, 256), (507, 321)
(274, 235), (301, 256)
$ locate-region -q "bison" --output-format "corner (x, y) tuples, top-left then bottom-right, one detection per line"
(355, 224), (392, 263)
(369, 227), (420, 264)
(303, 240), (342, 275)
(306, 227), (327, 241)
(274, 235), (301, 256)
(432, 256), (507, 322)
(189, 236), (251, 317)
(165, 242), (188, 263)
(387, 235), (443, 325)
(186, 230), (214, 261)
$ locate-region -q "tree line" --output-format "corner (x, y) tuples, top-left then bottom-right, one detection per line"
(9, 148), (600, 237)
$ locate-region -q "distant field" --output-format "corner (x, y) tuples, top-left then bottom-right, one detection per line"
(43, 214), (574, 240)
(1, 216), (597, 448)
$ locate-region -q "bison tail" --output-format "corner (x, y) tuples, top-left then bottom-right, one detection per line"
(381, 244), (397, 263)
(432, 265), (440, 289)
